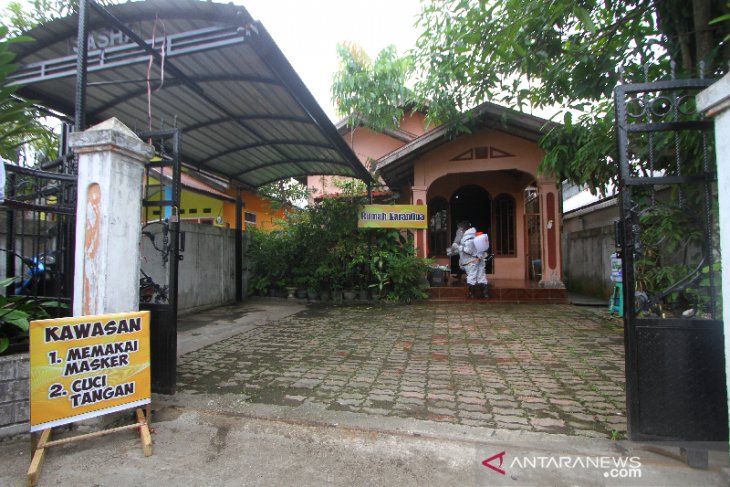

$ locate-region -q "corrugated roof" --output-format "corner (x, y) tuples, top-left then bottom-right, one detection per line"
(7, 0), (371, 189)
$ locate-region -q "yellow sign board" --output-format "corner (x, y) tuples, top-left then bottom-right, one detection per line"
(29, 311), (151, 432)
(358, 205), (428, 229)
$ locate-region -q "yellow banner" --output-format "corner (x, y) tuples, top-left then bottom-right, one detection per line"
(358, 205), (428, 229)
(29, 311), (151, 432)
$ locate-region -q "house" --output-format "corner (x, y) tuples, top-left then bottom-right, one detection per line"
(308, 102), (565, 288)
(145, 166), (287, 231)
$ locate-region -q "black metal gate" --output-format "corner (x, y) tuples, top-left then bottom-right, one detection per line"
(138, 129), (181, 395)
(1, 158), (77, 334)
(614, 73), (727, 447)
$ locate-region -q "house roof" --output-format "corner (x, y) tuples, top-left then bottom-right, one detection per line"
(334, 117), (418, 144)
(374, 101), (558, 188)
(7, 0), (372, 189)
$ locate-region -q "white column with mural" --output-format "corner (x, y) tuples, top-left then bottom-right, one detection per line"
(69, 117), (153, 316)
(698, 73), (730, 439)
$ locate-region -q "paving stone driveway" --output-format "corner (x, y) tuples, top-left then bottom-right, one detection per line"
(177, 303), (627, 439)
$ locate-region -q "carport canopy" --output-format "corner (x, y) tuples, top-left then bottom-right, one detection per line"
(7, 0), (372, 189)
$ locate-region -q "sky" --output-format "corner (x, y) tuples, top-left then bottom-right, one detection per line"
(0, 0), (424, 122)
(240, 0), (423, 121)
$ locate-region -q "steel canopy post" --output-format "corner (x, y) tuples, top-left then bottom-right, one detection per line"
(235, 188), (243, 302)
(74, 0), (89, 133)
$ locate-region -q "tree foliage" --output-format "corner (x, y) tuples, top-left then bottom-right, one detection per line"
(331, 42), (414, 131)
(3, 0), (78, 35)
(413, 0), (730, 191)
(257, 178), (310, 209)
(0, 1), (121, 165)
(0, 25), (55, 164)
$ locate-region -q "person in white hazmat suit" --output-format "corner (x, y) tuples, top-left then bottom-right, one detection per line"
(447, 221), (489, 298)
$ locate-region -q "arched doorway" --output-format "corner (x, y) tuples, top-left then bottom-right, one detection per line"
(450, 185), (491, 273)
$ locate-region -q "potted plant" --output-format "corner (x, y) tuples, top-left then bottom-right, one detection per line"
(284, 285), (297, 299)
(368, 254), (390, 301)
(305, 277), (319, 301)
(293, 276), (308, 299)
(358, 285), (369, 301)
(315, 262), (337, 301)
(248, 275), (270, 297)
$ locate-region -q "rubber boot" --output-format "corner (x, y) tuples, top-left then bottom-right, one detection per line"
(467, 284), (475, 299)
(481, 283), (489, 298)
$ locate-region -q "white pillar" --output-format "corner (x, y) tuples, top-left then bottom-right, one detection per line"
(698, 74), (730, 440)
(69, 117), (153, 316)
(537, 178), (565, 288)
(411, 186), (427, 258)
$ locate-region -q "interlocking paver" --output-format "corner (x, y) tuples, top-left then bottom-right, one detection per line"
(178, 303), (626, 438)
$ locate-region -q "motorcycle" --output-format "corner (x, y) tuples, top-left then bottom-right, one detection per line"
(139, 267), (169, 303)
(17, 251), (58, 295)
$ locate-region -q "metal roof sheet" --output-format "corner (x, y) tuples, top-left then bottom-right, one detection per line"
(7, 0), (371, 189)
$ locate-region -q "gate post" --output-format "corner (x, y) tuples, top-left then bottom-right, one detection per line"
(699, 73), (730, 443)
(537, 179), (565, 288)
(69, 117), (153, 315)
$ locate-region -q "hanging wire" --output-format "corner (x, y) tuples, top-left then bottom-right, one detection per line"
(146, 15), (167, 134)
(146, 16), (157, 133)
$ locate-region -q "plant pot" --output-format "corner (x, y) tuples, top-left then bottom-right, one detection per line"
(307, 289), (319, 300)
(296, 288), (308, 299)
(343, 290), (356, 301)
(285, 286), (297, 299)
(319, 290), (330, 301)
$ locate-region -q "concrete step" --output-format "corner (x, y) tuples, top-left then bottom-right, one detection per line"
(427, 285), (568, 304)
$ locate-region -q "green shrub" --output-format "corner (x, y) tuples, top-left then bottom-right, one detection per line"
(246, 192), (432, 302)
(0, 277), (67, 355)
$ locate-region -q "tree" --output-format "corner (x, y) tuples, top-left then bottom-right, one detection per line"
(413, 0), (730, 192)
(3, 0), (77, 36)
(0, 1), (121, 165)
(331, 42), (414, 132)
(0, 25), (54, 164)
(257, 178), (310, 209)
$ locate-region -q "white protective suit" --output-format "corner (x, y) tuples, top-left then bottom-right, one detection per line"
(458, 227), (488, 287)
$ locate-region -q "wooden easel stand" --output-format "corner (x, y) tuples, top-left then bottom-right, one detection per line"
(27, 406), (152, 486)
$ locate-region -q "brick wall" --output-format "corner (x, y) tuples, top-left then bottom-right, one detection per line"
(0, 353), (29, 437)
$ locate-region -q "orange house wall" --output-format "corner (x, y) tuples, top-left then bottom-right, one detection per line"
(221, 190), (287, 231)
(412, 128), (547, 280)
(307, 125), (409, 201)
(399, 111), (429, 137)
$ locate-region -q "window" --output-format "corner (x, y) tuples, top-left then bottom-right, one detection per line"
(494, 194), (515, 256)
(427, 197), (449, 257)
(245, 212), (257, 228)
